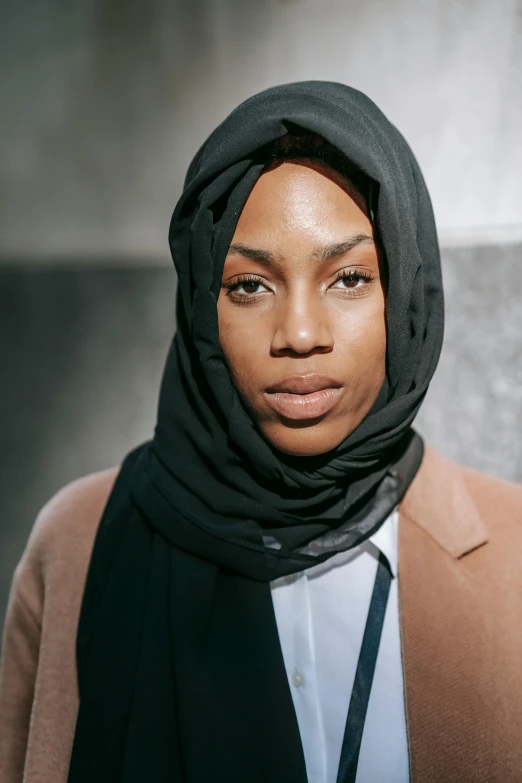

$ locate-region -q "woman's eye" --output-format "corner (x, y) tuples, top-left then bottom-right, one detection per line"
(237, 280), (265, 295)
(332, 273), (367, 290)
(224, 277), (270, 299)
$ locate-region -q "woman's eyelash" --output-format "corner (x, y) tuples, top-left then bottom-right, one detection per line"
(224, 269), (374, 288)
(334, 267), (374, 283)
(222, 274), (263, 292)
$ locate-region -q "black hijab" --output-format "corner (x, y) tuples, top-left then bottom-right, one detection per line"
(67, 81), (444, 782)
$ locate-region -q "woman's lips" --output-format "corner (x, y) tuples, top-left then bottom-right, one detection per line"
(263, 375), (343, 421)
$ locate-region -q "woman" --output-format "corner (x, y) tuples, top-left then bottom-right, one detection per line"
(1, 81), (522, 783)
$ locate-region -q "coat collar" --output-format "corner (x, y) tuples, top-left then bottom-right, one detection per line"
(399, 443), (489, 558)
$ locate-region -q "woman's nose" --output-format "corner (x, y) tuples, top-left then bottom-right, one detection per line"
(270, 291), (334, 356)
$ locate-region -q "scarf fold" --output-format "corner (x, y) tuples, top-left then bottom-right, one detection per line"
(67, 80), (444, 782)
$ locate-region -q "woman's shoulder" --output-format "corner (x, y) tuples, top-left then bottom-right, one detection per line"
(28, 465), (121, 564)
(460, 458), (522, 524)
(15, 465), (121, 605)
(420, 443), (522, 537)
(422, 443), (522, 502)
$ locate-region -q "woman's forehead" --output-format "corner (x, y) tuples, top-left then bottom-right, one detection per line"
(232, 160), (373, 241)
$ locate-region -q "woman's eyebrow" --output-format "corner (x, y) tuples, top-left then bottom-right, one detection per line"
(315, 233), (375, 262)
(227, 243), (274, 265)
(226, 233), (374, 266)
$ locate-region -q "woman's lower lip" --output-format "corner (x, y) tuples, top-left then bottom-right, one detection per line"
(263, 387), (343, 420)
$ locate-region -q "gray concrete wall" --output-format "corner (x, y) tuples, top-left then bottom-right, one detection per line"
(1, 0), (522, 259)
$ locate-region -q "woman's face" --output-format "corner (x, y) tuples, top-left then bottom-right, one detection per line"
(217, 159), (386, 457)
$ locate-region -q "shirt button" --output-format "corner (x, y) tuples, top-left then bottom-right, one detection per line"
(284, 572), (297, 584)
(291, 669), (305, 689)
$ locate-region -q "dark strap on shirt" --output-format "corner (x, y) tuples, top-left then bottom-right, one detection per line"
(336, 551), (393, 783)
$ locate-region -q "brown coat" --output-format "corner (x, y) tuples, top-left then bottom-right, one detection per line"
(1, 445), (522, 783)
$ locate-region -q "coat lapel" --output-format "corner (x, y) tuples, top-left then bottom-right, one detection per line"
(398, 446), (492, 782)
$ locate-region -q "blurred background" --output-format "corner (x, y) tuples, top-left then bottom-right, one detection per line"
(1, 0), (521, 632)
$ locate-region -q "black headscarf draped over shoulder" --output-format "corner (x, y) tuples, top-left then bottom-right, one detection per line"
(67, 82), (444, 783)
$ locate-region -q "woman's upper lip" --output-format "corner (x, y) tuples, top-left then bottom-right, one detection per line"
(265, 374), (342, 395)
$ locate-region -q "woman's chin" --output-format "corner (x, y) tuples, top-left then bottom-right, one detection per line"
(258, 418), (355, 457)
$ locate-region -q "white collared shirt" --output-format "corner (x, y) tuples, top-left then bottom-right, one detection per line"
(270, 507), (409, 783)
